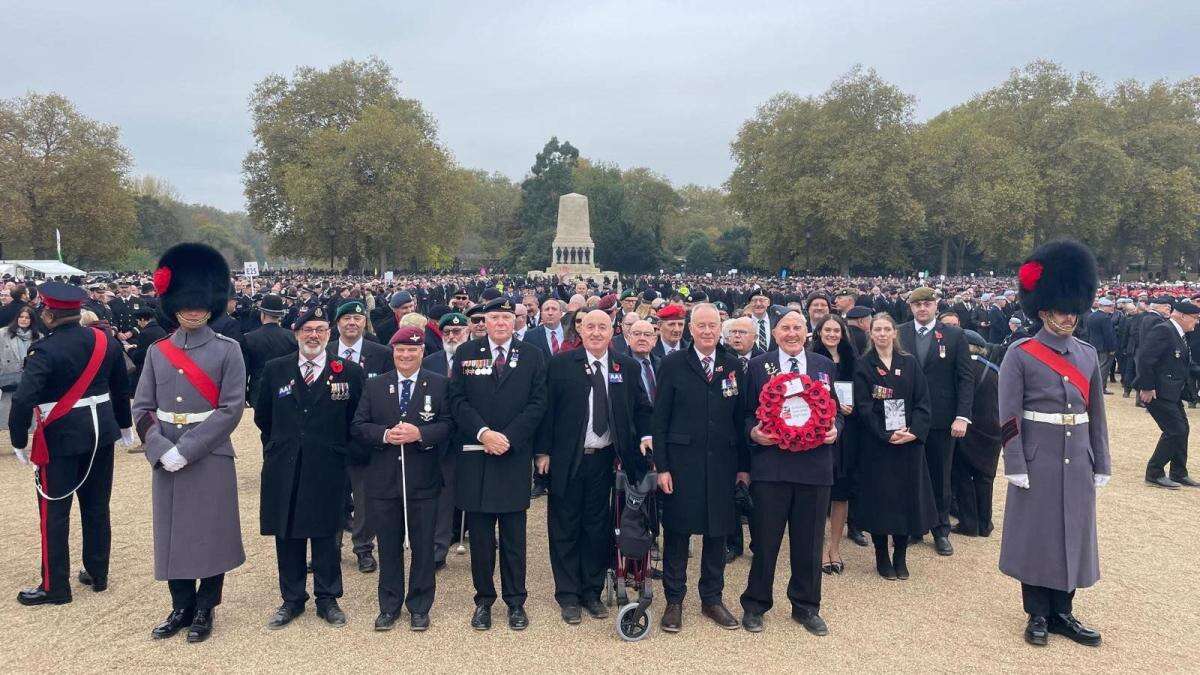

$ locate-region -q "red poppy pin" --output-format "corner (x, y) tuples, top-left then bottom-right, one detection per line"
(877, 367), (888, 376)
(935, 331), (943, 340)
(329, 360), (344, 374)
(716, 365), (725, 373)
(612, 362), (620, 373)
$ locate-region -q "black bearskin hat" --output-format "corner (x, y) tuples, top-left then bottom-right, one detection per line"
(1017, 239), (1097, 318)
(153, 243), (230, 323)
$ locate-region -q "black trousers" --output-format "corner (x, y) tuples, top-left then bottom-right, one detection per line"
(433, 451), (456, 564)
(1121, 355), (1137, 392)
(1021, 583), (1074, 617)
(547, 448), (613, 608)
(949, 455), (994, 536)
(275, 535), (342, 608)
(1146, 398), (1190, 479)
(36, 444), (114, 597)
(663, 531), (726, 605)
(467, 510), (527, 608)
(924, 430), (955, 537)
(739, 482), (829, 617)
(340, 464), (375, 555)
(372, 495), (437, 615)
(168, 574), (225, 611)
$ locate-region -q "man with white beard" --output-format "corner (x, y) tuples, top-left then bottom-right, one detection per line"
(423, 311), (469, 566)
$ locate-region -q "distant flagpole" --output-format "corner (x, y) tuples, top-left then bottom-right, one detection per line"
(55, 229), (62, 261)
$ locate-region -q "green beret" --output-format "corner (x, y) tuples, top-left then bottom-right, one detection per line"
(335, 300), (366, 321)
(908, 287), (937, 303)
(620, 290), (637, 300)
(439, 312), (468, 329)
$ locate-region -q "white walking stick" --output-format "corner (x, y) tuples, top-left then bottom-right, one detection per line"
(399, 442), (411, 551)
(457, 510), (467, 555)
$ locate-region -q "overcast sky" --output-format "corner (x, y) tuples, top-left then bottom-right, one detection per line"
(3, 1), (1198, 212)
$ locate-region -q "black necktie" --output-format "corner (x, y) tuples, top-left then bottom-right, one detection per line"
(493, 346), (506, 378)
(789, 357), (800, 374)
(590, 360), (609, 437)
(642, 358), (657, 399)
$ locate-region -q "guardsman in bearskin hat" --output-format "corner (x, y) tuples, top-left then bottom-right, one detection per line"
(998, 239), (1110, 647)
(10, 282), (133, 606)
(132, 243), (247, 643)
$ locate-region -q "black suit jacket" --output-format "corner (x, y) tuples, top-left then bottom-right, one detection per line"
(242, 323), (297, 404)
(537, 348), (653, 493)
(421, 350), (453, 377)
(897, 321), (975, 429)
(523, 323), (565, 356)
(743, 349), (842, 486)
(448, 337), (548, 513)
(351, 369), (452, 500)
(1133, 320), (1192, 402)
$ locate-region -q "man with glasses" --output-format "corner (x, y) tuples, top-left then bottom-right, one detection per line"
(423, 311), (470, 568)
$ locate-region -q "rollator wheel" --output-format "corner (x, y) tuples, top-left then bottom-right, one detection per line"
(616, 603), (652, 642)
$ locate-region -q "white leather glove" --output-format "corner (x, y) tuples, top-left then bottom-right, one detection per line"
(12, 446), (30, 466)
(1094, 474), (1110, 488)
(160, 447), (188, 472)
(120, 427), (135, 447)
(1006, 473), (1030, 489)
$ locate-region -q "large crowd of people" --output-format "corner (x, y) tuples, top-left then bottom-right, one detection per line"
(5, 240), (1196, 649)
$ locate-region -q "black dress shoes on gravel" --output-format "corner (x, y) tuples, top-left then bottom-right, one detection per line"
(507, 605), (529, 630)
(741, 612), (764, 633)
(374, 612), (398, 631)
(701, 603), (740, 630)
(471, 605), (492, 630)
(793, 610), (829, 636)
(357, 552), (378, 573)
(77, 570), (107, 592)
(410, 612), (430, 632)
(187, 608), (215, 643)
(1025, 615), (1049, 646)
(934, 535), (954, 556)
(316, 601), (347, 627)
(583, 598), (608, 619)
(151, 608), (195, 639)
(1173, 475), (1200, 488)
(660, 603), (683, 633)
(1048, 613), (1101, 646)
(17, 587), (71, 606)
(1146, 476), (1182, 489)
(561, 604), (582, 625)
(267, 604), (304, 630)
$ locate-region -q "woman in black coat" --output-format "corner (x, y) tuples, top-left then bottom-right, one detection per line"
(811, 315), (857, 574)
(851, 313), (936, 581)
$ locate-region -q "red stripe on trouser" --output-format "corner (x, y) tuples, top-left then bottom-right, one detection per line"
(39, 471), (50, 591)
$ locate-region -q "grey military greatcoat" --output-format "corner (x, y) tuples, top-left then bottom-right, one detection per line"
(133, 325), (247, 580)
(998, 328), (1111, 592)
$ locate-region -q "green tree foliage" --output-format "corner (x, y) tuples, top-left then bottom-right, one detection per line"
(243, 57), (466, 271)
(570, 161), (677, 272)
(458, 170), (521, 266)
(0, 92), (136, 266)
(505, 137), (579, 271)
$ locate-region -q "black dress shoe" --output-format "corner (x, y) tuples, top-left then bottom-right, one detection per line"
(374, 612), (398, 631)
(1025, 615), (1048, 646)
(950, 523), (978, 537)
(471, 605), (492, 630)
(701, 602), (740, 630)
(934, 535), (954, 556)
(724, 548), (740, 564)
(583, 598), (608, 619)
(266, 604), (304, 630)
(649, 567), (663, 580)
(434, 559), (446, 571)
(530, 484), (547, 499)
(152, 607), (195, 639)
(877, 560), (897, 580)
(1146, 476), (1182, 489)
(1048, 613), (1101, 646)
(561, 604), (582, 625)
(660, 603), (683, 633)
(741, 612), (764, 633)
(792, 610), (829, 636)
(317, 601), (347, 627)
(187, 608), (214, 643)
(410, 613), (430, 631)
(507, 605), (529, 630)
(78, 570), (108, 592)
(848, 527), (869, 547)
(357, 552), (378, 573)
(17, 587), (71, 606)
(1173, 475), (1200, 487)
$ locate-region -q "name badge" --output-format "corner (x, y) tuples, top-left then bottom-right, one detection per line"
(277, 384), (292, 398)
(609, 373), (623, 384)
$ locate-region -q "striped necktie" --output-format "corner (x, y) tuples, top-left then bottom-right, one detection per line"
(757, 317), (768, 351)
(303, 360), (317, 385)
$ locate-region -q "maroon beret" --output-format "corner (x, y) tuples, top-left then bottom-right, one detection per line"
(598, 294), (617, 311)
(389, 326), (425, 347)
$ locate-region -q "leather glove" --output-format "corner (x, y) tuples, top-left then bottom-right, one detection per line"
(1005, 473), (1030, 489)
(1093, 474), (1110, 488)
(12, 446), (30, 466)
(160, 447), (188, 472)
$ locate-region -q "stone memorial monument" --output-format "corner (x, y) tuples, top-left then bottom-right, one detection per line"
(538, 193), (617, 283)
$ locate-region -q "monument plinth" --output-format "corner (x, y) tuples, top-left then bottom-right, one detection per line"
(536, 193), (618, 283)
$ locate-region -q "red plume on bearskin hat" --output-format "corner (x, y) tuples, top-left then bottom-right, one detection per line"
(154, 242), (231, 324)
(1017, 239), (1098, 318)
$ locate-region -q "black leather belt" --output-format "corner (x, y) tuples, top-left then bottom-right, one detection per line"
(583, 444), (613, 455)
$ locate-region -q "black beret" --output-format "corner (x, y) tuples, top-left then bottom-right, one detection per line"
(1175, 300), (1199, 315)
(846, 306), (872, 319)
(294, 304), (330, 327)
(483, 297), (516, 313)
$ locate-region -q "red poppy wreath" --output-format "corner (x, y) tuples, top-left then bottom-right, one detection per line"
(755, 373), (836, 452)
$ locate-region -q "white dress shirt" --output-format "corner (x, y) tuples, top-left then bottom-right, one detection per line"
(778, 349), (807, 374)
(337, 337), (364, 364)
(477, 338), (515, 441)
(583, 351), (613, 449)
(299, 351), (327, 378)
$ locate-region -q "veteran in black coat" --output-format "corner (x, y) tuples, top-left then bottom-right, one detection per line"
(1133, 304), (1199, 486)
(447, 297), (548, 629)
(351, 330), (452, 630)
(254, 324), (364, 627)
(536, 315), (652, 616)
(651, 304), (747, 630)
(739, 320), (842, 634)
(242, 319), (297, 405)
(897, 287), (975, 554)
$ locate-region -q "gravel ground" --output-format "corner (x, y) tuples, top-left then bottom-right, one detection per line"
(0, 393), (1196, 673)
